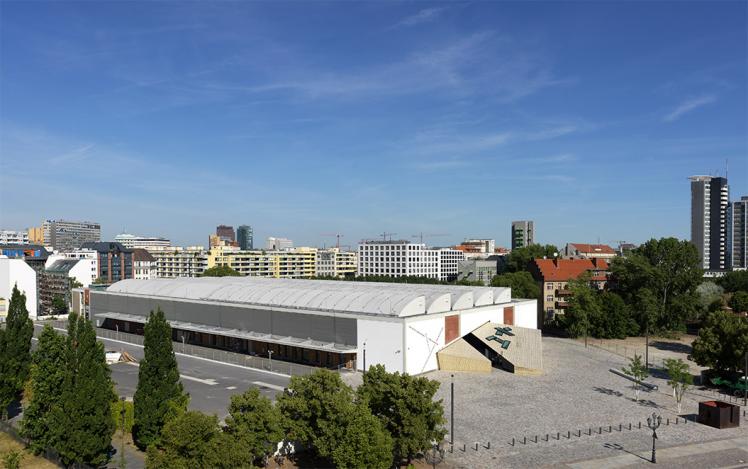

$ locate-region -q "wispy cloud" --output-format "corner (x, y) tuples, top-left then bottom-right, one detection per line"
(392, 7), (446, 28)
(663, 95), (716, 122)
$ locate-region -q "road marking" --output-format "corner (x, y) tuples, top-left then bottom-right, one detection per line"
(226, 386), (237, 390)
(253, 381), (285, 392)
(121, 361), (218, 386)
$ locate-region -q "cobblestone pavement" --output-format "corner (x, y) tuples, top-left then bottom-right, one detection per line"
(428, 337), (748, 469)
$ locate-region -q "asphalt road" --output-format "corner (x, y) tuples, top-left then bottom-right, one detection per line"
(34, 324), (291, 420)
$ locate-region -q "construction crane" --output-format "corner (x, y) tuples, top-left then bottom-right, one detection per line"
(321, 233), (344, 249)
(411, 233), (450, 244)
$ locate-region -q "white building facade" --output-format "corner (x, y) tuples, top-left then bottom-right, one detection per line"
(0, 230), (29, 245)
(151, 247), (208, 278)
(0, 256), (38, 320)
(115, 233), (172, 251)
(266, 237), (294, 251)
(358, 240), (463, 281)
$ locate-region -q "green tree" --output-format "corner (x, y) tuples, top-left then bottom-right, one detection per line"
(504, 244), (558, 273)
(692, 311), (748, 373)
(564, 273), (601, 344)
(358, 364), (446, 465)
(729, 291), (748, 314)
(277, 369), (356, 462)
(145, 410), (242, 469)
(224, 387), (284, 466)
(718, 270), (748, 293)
(0, 285), (34, 419)
(622, 353), (649, 401)
(664, 358), (693, 413)
(50, 313), (116, 467)
(490, 271), (540, 299)
(201, 265), (242, 277)
(134, 308), (188, 450)
(20, 325), (67, 453)
(610, 238), (702, 332)
(331, 401), (393, 469)
(695, 282), (724, 315)
(50, 295), (68, 316)
(596, 291), (639, 339)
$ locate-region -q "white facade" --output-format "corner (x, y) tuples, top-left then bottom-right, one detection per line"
(115, 233), (172, 250)
(0, 230), (29, 244)
(0, 256), (38, 319)
(45, 255), (96, 287)
(57, 249), (98, 282)
(437, 248), (465, 282)
(266, 237), (294, 251)
(358, 240), (441, 279)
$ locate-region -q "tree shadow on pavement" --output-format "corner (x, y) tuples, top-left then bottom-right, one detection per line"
(651, 341), (691, 354)
(593, 386), (624, 397)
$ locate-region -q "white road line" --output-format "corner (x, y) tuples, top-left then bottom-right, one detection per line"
(121, 361), (218, 386)
(253, 381), (286, 392)
(226, 386), (237, 390)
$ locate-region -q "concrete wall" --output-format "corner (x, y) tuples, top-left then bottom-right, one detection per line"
(357, 319), (404, 372)
(459, 306), (501, 336)
(404, 315), (445, 375)
(0, 257), (37, 319)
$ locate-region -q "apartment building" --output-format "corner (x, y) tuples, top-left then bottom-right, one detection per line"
(114, 233), (171, 251)
(0, 256), (37, 320)
(511, 221), (534, 249)
(690, 175), (730, 271)
(0, 230), (29, 244)
(151, 247), (208, 278)
(563, 243), (617, 260)
(43, 219), (101, 251)
(529, 258), (610, 324)
(209, 246), (317, 278)
(133, 248), (157, 280)
(732, 196), (748, 270)
(315, 249), (358, 278)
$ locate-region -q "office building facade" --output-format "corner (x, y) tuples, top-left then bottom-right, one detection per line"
(43, 219), (101, 251)
(81, 242), (133, 283)
(690, 176), (730, 271)
(216, 225), (236, 243)
(237, 225), (254, 250)
(266, 237), (293, 250)
(511, 221), (534, 250)
(733, 196), (748, 270)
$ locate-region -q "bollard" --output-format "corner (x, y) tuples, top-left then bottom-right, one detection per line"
(463, 444), (466, 452)
(638, 422), (642, 429)
(557, 432), (560, 440)
(523, 437), (527, 445)
(629, 423), (632, 430)
(567, 431), (571, 439)
(534, 436), (538, 443)
(545, 434), (549, 442)
(511, 438), (515, 446)
(619, 424), (622, 431)
(608, 425), (612, 433)
(475, 442), (479, 451)
(486, 442), (491, 450)
(666, 418), (670, 425)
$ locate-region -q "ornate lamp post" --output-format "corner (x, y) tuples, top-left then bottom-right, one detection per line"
(646, 412), (662, 463)
(424, 442), (444, 469)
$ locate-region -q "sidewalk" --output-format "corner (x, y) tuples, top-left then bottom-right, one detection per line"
(565, 437), (748, 469)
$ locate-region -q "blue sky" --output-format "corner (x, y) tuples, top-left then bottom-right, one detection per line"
(1, 1), (746, 249)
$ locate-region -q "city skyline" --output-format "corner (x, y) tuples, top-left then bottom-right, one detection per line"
(1, 2), (746, 248)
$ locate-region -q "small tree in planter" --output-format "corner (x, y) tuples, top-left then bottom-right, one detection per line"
(622, 353), (649, 401)
(664, 358), (693, 413)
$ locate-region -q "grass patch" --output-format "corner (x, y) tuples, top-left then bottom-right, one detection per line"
(0, 431), (58, 469)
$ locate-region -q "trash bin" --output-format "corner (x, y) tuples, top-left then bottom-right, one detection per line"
(698, 401), (740, 429)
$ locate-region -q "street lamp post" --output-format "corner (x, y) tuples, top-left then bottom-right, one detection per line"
(363, 341), (367, 375)
(423, 442), (444, 469)
(116, 323), (119, 341)
(450, 374), (455, 452)
(181, 335), (185, 353)
(646, 412), (662, 464)
(268, 350), (273, 372)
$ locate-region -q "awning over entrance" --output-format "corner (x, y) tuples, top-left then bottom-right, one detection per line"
(95, 312), (357, 353)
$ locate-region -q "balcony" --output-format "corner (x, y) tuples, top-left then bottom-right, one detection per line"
(555, 301), (570, 309)
(556, 289), (573, 296)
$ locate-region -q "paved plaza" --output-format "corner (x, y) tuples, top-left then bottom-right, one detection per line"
(428, 337), (748, 468)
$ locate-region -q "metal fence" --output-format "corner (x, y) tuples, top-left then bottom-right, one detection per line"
(36, 320), (355, 377)
(0, 419), (70, 468)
